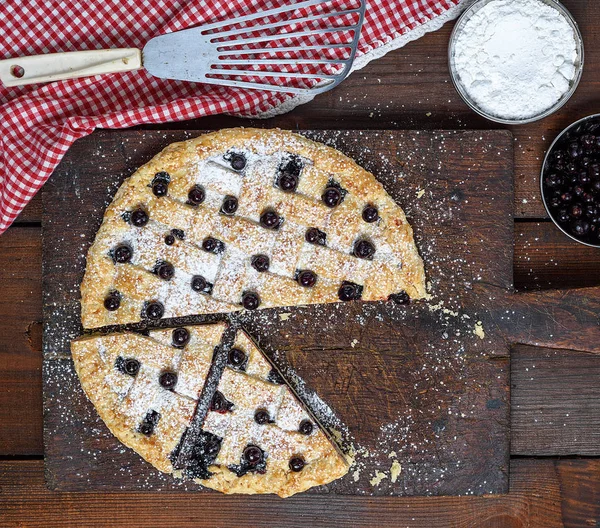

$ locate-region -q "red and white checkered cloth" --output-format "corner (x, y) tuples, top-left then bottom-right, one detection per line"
(0, 0), (462, 234)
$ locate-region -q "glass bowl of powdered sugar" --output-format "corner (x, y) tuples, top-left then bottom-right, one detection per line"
(448, 0), (584, 124)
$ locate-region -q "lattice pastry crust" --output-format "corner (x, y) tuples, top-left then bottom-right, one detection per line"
(80, 128), (426, 329)
(71, 325), (349, 497)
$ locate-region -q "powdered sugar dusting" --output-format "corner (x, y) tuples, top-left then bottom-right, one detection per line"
(452, 0), (580, 120)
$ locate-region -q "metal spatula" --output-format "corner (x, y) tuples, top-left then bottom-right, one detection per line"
(0, 0), (365, 95)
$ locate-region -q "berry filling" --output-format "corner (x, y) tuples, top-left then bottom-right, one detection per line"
(296, 269), (317, 288)
(130, 208), (149, 227)
(305, 227), (327, 246)
(254, 409), (271, 425)
(202, 237), (225, 254)
(187, 185), (206, 205)
(322, 180), (346, 208)
(172, 229), (185, 240)
(182, 431), (223, 480)
(388, 291), (410, 305)
(241, 291), (260, 310)
(112, 244), (132, 264)
(151, 172), (170, 197)
(143, 301), (164, 320)
(322, 186), (342, 208)
(251, 254), (270, 272)
(338, 281), (363, 301)
(221, 195), (239, 215)
(172, 327), (190, 348)
(159, 371), (178, 390)
(289, 456), (305, 472)
(115, 356), (140, 377)
(353, 239), (376, 260)
(362, 204), (379, 223)
(228, 153), (247, 171)
(104, 291), (121, 311)
(259, 210), (282, 230)
(138, 410), (160, 436)
(276, 155), (302, 192)
(229, 445), (267, 477)
(228, 348), (247, 369)
(191, 275), (213, 294)
(299, 419), (314, 435)
(154, 261), (175, 280)
(210, 390), (234, 413)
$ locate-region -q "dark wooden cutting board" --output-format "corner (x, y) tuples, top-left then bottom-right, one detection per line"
(43, 128), (515, 496)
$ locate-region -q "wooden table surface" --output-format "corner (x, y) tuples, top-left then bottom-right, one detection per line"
(1, 1), (599, 526)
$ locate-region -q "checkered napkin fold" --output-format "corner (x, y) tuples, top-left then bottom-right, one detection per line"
(0, 0), (463, 234)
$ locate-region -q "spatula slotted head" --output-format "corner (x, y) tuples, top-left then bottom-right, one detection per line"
(143, 0), (366, 95)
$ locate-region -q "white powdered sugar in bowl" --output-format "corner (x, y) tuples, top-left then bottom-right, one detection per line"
(449, 0), (583, 123)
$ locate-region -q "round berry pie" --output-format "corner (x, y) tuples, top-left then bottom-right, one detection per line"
(72, 128), (425, 496)
(71, 324), (349, 497)
(80, 128), (426, 329)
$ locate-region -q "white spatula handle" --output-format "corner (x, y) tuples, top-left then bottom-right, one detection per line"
(0, 48), (142, 87)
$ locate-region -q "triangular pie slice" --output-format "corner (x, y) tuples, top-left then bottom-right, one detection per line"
(71, 324), (349, 496)
(180, 330), (349, 497)
(81, 128), (426, 329)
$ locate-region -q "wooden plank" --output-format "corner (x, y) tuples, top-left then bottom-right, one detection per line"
(511, 344), (600, 456)
(0, 228), (43, 455)
(0, 2), (597, 519)
(515, 222), (600, 291)
(43, 353), (510, 494)
(2, 202), (599, 462)
(42, 129), (513, 494)
(556, 459), (600, 528)
(499, 286), (600, 354)
(3, 458), (594, 528)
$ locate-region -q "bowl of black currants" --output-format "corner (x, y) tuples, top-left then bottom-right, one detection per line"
(541, 113), (600, 247)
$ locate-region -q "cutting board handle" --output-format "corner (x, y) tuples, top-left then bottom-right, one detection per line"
(0, 48), (142, 87)
(498, 286), (600, 354)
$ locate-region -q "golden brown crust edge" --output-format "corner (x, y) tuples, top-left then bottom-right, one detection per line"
(198, 447), (349, 498)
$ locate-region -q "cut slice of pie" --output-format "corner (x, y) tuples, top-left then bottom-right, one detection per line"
(180, 330), (349, 497)
(81, 128), (426, 329)
(71, 323), (349, 496)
